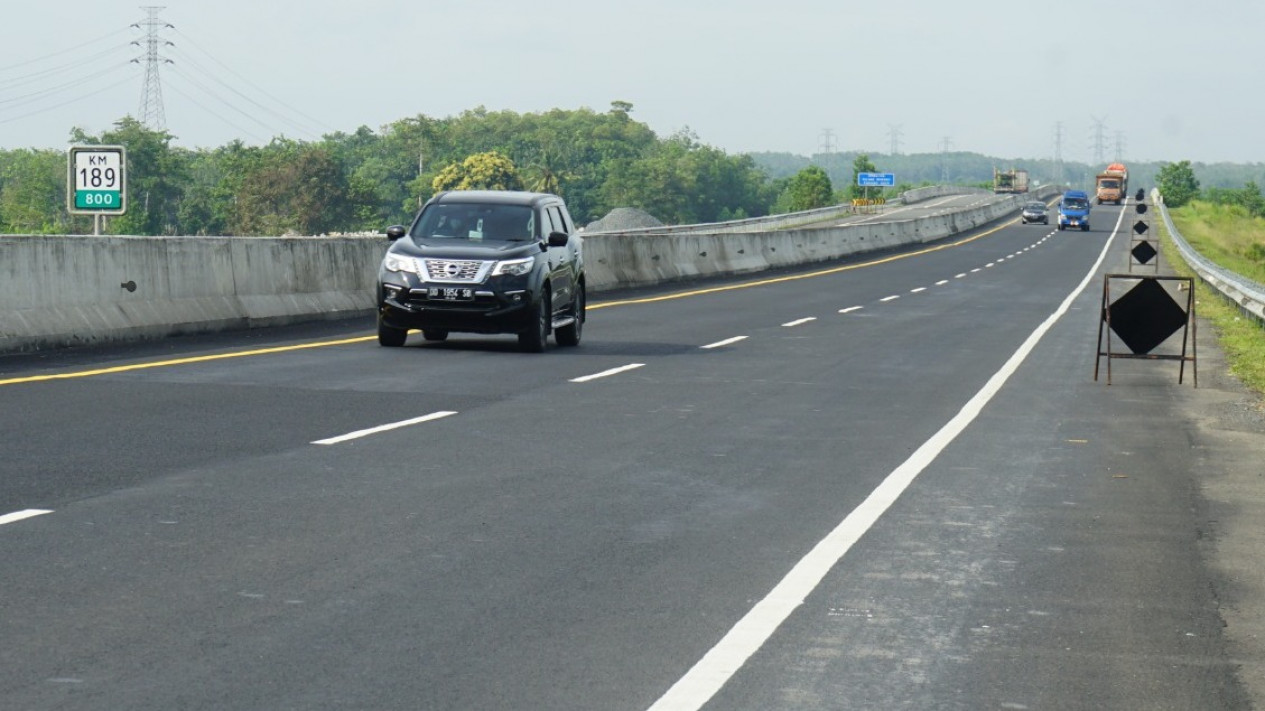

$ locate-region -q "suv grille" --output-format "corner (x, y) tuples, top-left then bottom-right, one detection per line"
(423, 259), (491, 283)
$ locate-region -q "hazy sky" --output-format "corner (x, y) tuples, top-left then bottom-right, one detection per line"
(2, 0), (1261, 165)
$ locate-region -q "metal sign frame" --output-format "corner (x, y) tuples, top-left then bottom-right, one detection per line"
(67, 145), (127, 217)
(1094, 274), (1197, 386)
(1128, 200), (1158, 274)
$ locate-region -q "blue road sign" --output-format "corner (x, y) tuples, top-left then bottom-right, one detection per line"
(857, 172), (896, 187)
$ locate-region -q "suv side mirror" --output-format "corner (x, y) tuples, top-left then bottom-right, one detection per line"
(546, 231), (569, 248)
(385, 225), (407, 241)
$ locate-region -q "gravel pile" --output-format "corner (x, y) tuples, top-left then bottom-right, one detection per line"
(585, 207), (664, 233)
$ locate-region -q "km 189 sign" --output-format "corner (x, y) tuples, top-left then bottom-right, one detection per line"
(67, 145), (126, 215)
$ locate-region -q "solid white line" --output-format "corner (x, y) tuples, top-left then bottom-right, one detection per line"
(646, 208), (1123, 711)
(910, 287), (927, 294)
(570, 363), (646, 382)
(701, 337), (748, 350)
(0, 509), (53, 526)
(781, 318), (817, 328)
(838, 306), (863, 314)
(312, 411), (458, 445)
(880, 295), (900, 302)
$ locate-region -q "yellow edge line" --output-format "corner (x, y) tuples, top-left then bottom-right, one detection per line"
(2, 218), (1016, 386)
(589, 218), (1015, 309)
(0, 336), (377, 386)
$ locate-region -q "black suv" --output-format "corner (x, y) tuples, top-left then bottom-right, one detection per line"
(377, 190), (585, 352)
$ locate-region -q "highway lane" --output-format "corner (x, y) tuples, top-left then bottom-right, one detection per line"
(0, 204), (1254, 709)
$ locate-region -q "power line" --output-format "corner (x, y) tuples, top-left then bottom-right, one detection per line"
(162, 79), (268, 143)
(170, 27), (337, 136)
(0, 44), (132, 92)
(0, 62), (132, 109)
(0, 27), (130, 74)
(0, 74), (135, 127)
(165, 47), (322, 138)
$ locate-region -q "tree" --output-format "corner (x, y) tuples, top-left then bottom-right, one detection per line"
(848, 154), (879, 200)
(0, 149), (68, 233)
(1238, 180), (1265, 218)
(231, 139), (357, 235)
(783, 166), (834, 212)
(1156, 160), (1200, 208)
(432, 151), (524, 192)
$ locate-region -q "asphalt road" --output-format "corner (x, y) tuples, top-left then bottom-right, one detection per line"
(2, 202), (1262, 710)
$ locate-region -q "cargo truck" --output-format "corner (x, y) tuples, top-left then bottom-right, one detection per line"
(994, 168), (1030, 194)
(1095, 163), (1128, 204)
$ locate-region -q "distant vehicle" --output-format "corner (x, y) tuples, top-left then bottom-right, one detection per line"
(1058, 190), (1092, 231)
(1021, 201), (1049, 224)
(1095, 162), (1129, 204)
(377, 190), (585, 352)
(994, 168), (1030, 194)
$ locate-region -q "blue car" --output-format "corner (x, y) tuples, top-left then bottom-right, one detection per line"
(1058, 190), (1091, 231)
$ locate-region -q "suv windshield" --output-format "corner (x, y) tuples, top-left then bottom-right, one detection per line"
(411, 203), (536, 242)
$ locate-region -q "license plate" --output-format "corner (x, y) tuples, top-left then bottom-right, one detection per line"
(433, 287), (473, 301)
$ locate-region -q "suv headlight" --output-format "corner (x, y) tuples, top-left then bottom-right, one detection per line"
(383, 253), (420, 274)
(492, 257), (534, 277)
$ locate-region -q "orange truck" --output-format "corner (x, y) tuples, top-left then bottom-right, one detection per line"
(1095, 163), (1128, 204)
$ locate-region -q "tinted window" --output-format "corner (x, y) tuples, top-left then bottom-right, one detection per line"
(541, 206), (560, 236)
(411, 204), (535, 242)
(546, 206), (570, 235)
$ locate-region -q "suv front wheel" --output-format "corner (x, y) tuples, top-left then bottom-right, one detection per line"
(378, 317), (407, 347)
(518, 290), (550, 353)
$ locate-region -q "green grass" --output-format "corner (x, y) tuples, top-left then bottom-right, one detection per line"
(1160, 202), (1265, 396)
(1168, 201), (1265, 283)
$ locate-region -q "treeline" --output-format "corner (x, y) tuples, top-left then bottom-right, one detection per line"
(7, 102), (1265, 236)
(0, 104), (785, 236)
(751, 151), (1265, 203)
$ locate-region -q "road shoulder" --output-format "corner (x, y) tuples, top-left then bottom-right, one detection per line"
(1186, 315), (1265, 708)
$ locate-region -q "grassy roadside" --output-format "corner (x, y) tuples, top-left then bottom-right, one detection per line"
(1158, 201), (1265, 397)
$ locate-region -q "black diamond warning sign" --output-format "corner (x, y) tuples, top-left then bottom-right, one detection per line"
(1107, 278), (1188, 354)
(1133, 220), (1149, 235)
(1132, 239), (1157, 265)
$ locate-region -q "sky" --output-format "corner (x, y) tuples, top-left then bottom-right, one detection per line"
(2, 0), (1263, 165)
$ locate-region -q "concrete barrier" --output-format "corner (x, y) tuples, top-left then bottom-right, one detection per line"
(0, 235), (382, 354)
(582, 188), (1055, 289)
(0, 186), (1059, 354)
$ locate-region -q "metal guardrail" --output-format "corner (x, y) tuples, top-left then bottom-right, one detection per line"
(1155, 190), (1265, 324)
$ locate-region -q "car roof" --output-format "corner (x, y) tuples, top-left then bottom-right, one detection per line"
(429, 190), (559, 208)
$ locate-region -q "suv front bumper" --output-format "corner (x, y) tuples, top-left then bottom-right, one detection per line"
(378, 280), (537, 334)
